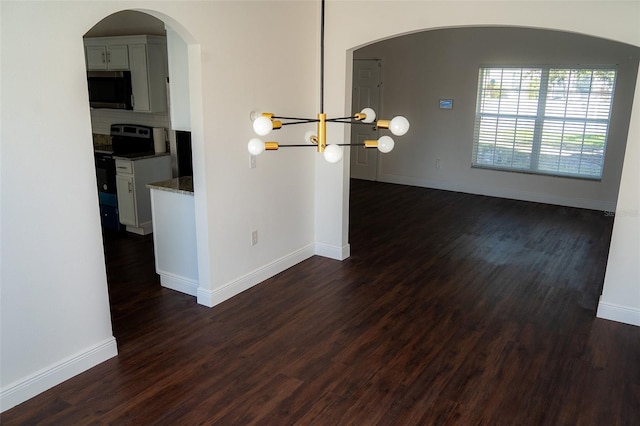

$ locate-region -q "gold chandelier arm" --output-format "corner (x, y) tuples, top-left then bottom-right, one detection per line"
(273, 116), (319, 123)
(326, 117), (361, 124)
(376, 119), (390, 129)
(258, 113), (283, 130)
(266, 142), (377, 149)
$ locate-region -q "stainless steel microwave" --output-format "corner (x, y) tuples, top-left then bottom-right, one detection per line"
(87, 71), (133, 110)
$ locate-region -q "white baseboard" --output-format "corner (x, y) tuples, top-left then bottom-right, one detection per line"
(159, 272), (198, 296)
(125, 222), (153, 236)
(197, 244), (316, 308)
(315, 242), (351, 260)
(0, 337), (118, 413)
(378, 173), (617, 212)
(597, 299), (640, 326)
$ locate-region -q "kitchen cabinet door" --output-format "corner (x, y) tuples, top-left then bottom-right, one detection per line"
(129, 44), (151, 112)
(115, 174), (136, 226)
(128, 42), (168, 113)
(106, 45), (129, 70)
(86, 45), (129, 71)
(86, 46), (107, 70)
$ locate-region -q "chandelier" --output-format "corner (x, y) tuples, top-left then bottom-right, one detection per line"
(247, 0), (410, 163)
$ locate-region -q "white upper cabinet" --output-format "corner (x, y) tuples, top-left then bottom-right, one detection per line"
(128, 42), (169, 113)
(84, 36), (168, 113)
(129, 44), (151, 112)
(85, 44), (129, 70)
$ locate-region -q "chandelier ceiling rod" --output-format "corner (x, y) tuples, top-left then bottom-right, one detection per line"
(247, 0), (410, 163)
(320, 0), (325, 114)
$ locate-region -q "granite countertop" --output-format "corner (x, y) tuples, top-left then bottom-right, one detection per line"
(147, 176), (194, 195)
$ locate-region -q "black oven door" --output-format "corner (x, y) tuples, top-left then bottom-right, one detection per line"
(95, 154), (116, 194)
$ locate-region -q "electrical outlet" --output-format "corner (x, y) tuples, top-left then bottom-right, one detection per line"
(436, 158), (441, 169)
(250, 155), (256, 169)
(251, 230), (258, 246)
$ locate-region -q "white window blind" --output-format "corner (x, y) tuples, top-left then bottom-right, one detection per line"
(472, 67), (617, 179)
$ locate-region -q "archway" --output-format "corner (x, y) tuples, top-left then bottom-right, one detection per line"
(347, 26), (637, 210)
(83, 9), (211, 320)
(346, 26), (640, 324)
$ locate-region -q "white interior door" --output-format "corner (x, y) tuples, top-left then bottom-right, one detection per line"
(350, 59), (381, 181)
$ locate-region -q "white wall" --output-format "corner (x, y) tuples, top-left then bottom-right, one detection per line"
(1, 1), (120, 410)
(166, 27), (191, 132)
(1, 0), (318, 411)
(353, 27), (639, 211)
(160, 1), (319, 300)
(316, 0), (640, 328)
(597, 73), (640, 326)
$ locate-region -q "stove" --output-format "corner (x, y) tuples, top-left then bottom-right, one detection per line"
(110, 124), (155, 156)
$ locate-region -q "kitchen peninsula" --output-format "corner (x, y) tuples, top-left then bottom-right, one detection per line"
(115, 153), (171, 235)
(147, 176), (199, 297)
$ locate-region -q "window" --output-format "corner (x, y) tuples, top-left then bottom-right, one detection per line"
(472, 66), (617, 179)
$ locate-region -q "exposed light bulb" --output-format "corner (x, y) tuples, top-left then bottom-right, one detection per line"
(389, 116), (410, 136)
(360, 107), (376, 124)
(253, 116), (273, 136)
(304, 130), (317, 144)
(248, 138), (266, 155)
(323, 144), (343, 163)
(250, 111), (267, 122)
(377, 135), (395, 153)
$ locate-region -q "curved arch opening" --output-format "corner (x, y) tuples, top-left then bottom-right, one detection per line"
(83, 9), (210, 334)
(347, 26), (639, 210)
(345, 25), (639, 328)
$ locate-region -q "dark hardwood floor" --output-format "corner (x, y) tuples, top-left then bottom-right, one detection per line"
(3, 180), (639, 425)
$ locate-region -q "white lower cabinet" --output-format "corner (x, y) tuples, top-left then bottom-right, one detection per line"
(149, 186), (199, 297)
(115, 175), (136, 226)
(115, 155), (172, 235)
